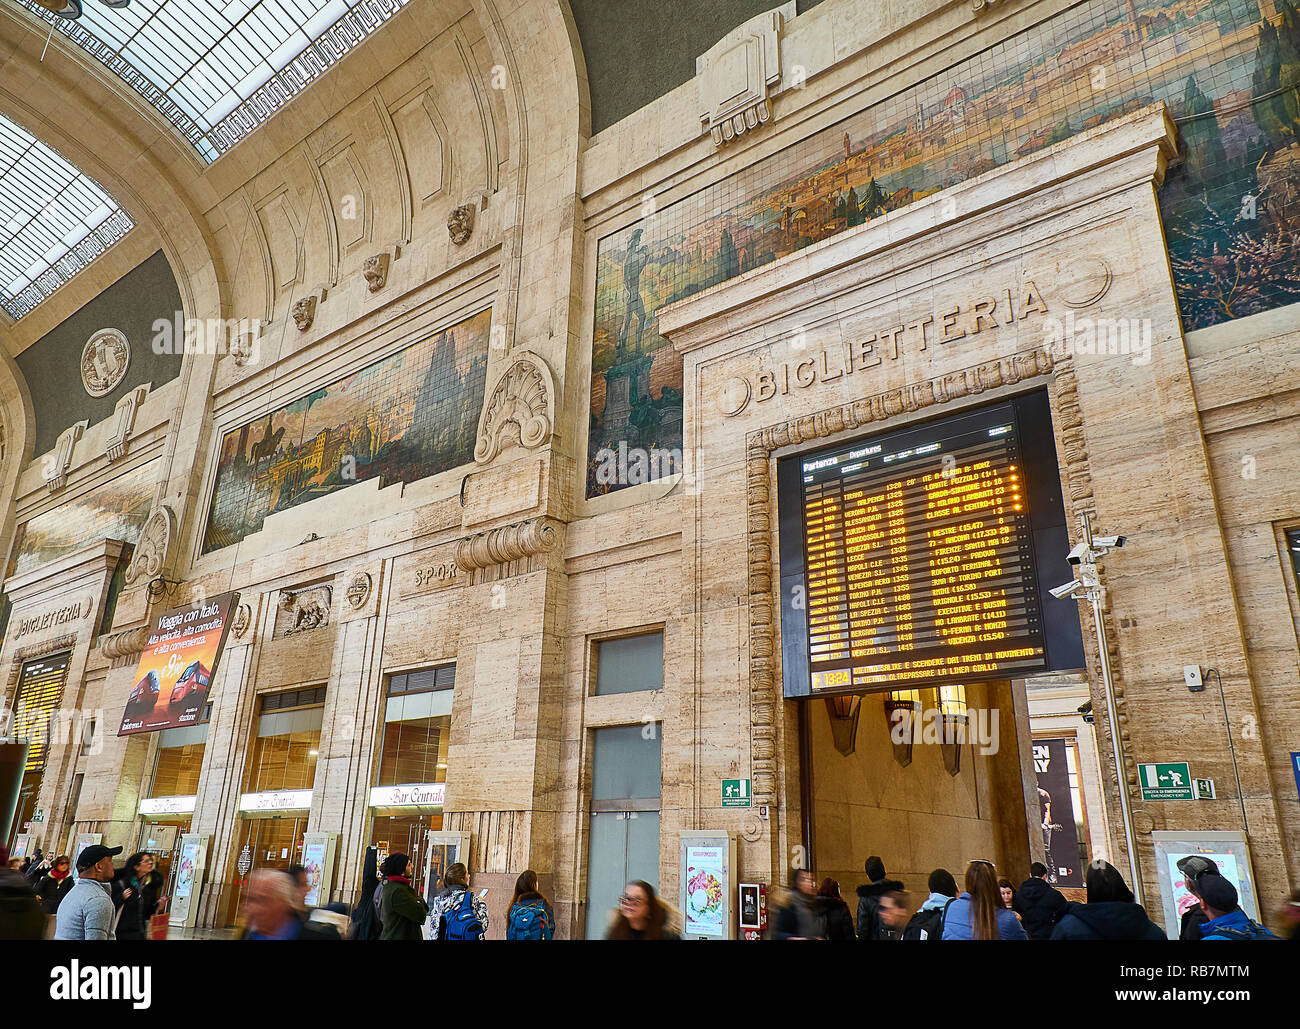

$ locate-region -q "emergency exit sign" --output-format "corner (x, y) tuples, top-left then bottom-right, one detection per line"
(1139, 762), (1194, 801)
(722, 779), (751, 808)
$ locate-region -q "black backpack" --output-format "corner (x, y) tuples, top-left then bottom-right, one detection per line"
(902, 898), (954, 941)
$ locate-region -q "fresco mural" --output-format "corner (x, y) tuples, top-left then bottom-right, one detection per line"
(588, 0), (1300, 497)
(202, 308), (492, 554)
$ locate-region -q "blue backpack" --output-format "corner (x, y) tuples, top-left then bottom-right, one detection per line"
(507, 900), (551, 941)
(441, 890), (485, 941)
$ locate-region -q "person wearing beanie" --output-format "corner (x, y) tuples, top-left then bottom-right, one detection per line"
(1015, 862), (1068, 940)
(855, 855), (905, 940)
(377, 853), (429, 940)
(1197, 875), (1278, 940)
(1175, 855), (1218, 940)
(1050, 860), (1166, 940)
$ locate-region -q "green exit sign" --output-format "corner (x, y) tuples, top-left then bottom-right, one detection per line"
(722, 779), (751, 808)
(32, 809), (45, 823)
(1139, 762), (1195, 801)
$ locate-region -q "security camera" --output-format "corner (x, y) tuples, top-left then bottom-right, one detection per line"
(1076, 700), (1092, 715)
(1093, 535), (1127, 549)
(1066, 542), (1090, 565)
(1049, 579), (1083, 600)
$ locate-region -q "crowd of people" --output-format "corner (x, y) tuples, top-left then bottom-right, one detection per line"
(5, 839), (1298, 941)
(771, 854), (1298, 941)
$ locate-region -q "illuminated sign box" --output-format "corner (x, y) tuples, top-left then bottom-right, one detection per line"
(777, 392), (1085, 697)
(239, 789), (313, 813)
(139, 795), (197, 816)
(369, 783), (446, 809)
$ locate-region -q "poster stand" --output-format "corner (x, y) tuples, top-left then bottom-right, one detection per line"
(301, 831), (338, 908)
(422, 830), (470, 939)
(1151, 829), (1261, 938)
(169, 833), (210, 929)
(679, 831), (737, 940)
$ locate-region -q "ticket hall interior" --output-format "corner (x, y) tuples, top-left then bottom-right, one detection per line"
(2, 0), (1299, 938)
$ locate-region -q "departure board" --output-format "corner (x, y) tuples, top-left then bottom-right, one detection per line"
(791, 402), (1048, 694)
(13, 652), (71, 773)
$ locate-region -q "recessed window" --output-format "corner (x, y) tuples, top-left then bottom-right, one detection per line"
(594, 632), (663, 696)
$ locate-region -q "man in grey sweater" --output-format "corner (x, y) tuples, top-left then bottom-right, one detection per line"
(54, 844), (122, 941)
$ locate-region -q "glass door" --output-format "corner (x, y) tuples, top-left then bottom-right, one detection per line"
(224, 815), (308, 925)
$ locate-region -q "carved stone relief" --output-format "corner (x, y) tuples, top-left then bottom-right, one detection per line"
(106, 385), (149, 462)
(81, 328), (131, 397)
(123, 505), (176, 588)
(292, 296), (317, 332)
(44, 421), (88, 493)
(363, 252), (390, 293)
(455, 516), (565, 572)
(696, 4), (792, 147)
(448, 203), (475, 245)
(474, 351), (555, 464)
(275, 585), (332, 637)
(345, 571), (372, 609)
(231, 603), (253, 640)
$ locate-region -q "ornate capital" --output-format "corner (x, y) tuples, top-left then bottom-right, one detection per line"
(455, 516), (565, 572)
(474, 351), (555, 464)
(101, 624), (153, 660)
(124, 505), (176, 588)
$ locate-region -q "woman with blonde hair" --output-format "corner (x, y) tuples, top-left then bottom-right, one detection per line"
(941, 860), (1027, 940)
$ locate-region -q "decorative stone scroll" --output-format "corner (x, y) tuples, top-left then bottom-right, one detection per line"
(101, 624), (153, 660)
(474, 351), (555, 464)
(696, 4), (792, 146)
(743, 346), (1056, 807)
(106, 385), (149, 462)
(455, 516), (565, 572)
(231, 603), (253, 640)
(43, 421), (88, 494)
(123, 506), (175, 588)
(274, 585), (332, 637)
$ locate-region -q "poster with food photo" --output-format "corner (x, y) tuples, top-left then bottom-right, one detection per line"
(684, 845), (727, 938)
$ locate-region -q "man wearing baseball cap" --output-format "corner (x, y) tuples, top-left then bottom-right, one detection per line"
(1175, 855), (1218, 940)
(53, 844), (122, 941)
(1197, 874), (1278, 941)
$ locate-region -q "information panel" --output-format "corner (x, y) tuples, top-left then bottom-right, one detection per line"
(792, 401), (1048, 694)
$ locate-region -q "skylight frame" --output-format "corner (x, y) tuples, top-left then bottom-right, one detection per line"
(0, 112), (135, 321)
(15, 0), (412, 164)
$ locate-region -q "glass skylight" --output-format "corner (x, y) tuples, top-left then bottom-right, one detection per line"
(16, 0), (412, 163)
(0, 112), (134, 321)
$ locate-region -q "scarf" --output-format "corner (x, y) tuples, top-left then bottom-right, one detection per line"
(49, 867), (70, 881)
(386, 875), (411, 885)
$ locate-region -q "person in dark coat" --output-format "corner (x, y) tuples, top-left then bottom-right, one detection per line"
(1015, 862), (1068, 940)
(35, 854), (75, 914)
(377, 852), (429, 940)
(1175, 855), (1217, 940)
(814, 877), (856, 940)
(0, 845), (46, 940)
(349, 846), (382, 940)
(855, 855), (905, 939)
(1051, 860), (1167, 941)
(114, 851), (165, 940)
(772, 869), (823, 939)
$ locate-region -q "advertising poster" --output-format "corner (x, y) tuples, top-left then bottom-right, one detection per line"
(118, 592), (239, 736)
(1151, 831), (1260, 938)
(1168, 851), (1243, 924)
(11, 833), (34, 861)
(1032, 737), (1083, 887)
(173, 838), (201, 902)
(684, 845), (727, 938)
(70, 832), (102, 878)
(300, 833), (333, 908)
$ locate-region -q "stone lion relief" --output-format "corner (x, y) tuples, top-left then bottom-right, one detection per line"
(124, 506), (176, 588)
(474, 351), (555, 464)
(275, 585), (332, 637)
(81, 329), (131, 397)
(363, 253), (390, 293)
(292, 296), (317, 332)
(448, 203), (475, 246)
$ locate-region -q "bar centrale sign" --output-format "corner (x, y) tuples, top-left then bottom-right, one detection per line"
(239, 789), (313, 812)
(139, 795), (197, 816)
(369, 783), (446, 808)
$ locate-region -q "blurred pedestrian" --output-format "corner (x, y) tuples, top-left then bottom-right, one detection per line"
(1197, 875), (1277, 940)
(35, 854), (74, 914)
(239, 869), (338, 939)
(506, 869), (555, 940)
(904, 868), (958, 940)
(1279, 890), (1299, 941)
(606, 879), (679, 939)
(942, 860), (1028, 940)
(349, 846), (382, 940)
(426, 861), (486, 940)
(377, 853), (429, 940)
(0, 845), (46, 940)
(855, 855), (905, 939)
(24, 848), (50, 884)
(115, 852), (165, 940)
(53, 844), (121, 941)
(877, 890), (910, 939)
(1051, 860), (1166, 940)
(814, 877), (856, 940)
(773, 868), (823, 939)
(1014, 862), (1067, 940)
(1174, 855), (1217, 940)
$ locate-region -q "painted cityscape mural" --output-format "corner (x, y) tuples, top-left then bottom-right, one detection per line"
(202, 309), (492, 553)
(588, 0), (1300, 497)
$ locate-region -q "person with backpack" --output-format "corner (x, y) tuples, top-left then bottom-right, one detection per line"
(814, 878), (856, 940)
(1014, 862), (1067, 940)
(904, 868), (958, 940)
(855, 855), (904, 940)
(377, 852), (429, 940)
(506, 869), (555, 940)
(1197, 874), (1278, 940)
(1050, 860), (1166, 941)
(426, 861), (488, 940)
(35, 854), (74, 914)
(942, 860), (1028, 940)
